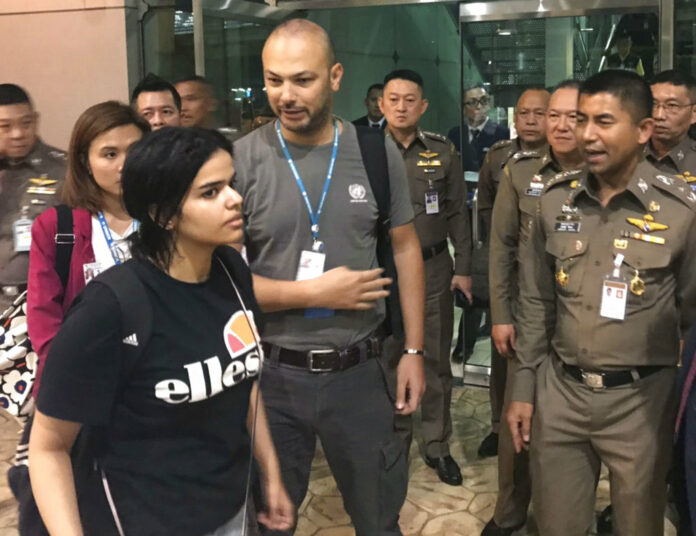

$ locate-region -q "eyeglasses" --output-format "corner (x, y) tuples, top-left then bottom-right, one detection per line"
(464, 97), (490, 108)
(652, 101), (695, 114)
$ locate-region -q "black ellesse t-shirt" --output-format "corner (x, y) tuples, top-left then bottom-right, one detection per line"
(37, 252), (262, 535)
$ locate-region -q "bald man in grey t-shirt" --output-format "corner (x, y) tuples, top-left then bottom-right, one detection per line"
(233, 19), (425, 535)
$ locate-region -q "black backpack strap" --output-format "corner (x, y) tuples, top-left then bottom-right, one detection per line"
(96, 263), (153, 372)
(354, 126), (404, 338)
(54, 204), (75, 289)
(355, 127), (390, 226)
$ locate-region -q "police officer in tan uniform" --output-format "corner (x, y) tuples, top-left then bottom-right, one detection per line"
(483, 81), (584, 536)
(475, 88), (549, 463)
(380, 69), (471, 485)
(646, 70), (696, 181)
(507, 70), (696, 536)
(0, 84), (65, 311)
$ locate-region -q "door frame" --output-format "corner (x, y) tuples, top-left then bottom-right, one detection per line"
(459, 0), (671, 70)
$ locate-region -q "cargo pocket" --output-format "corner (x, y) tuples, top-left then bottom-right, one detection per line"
(378, 436), (408, 533)
(621, 241), (671, 312)
(545, 233), (589, 296)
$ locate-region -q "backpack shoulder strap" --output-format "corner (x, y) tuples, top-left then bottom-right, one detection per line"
(355, 126), (390, 227)
(54, 204), (75, 289)
(96, 263), (153, 373)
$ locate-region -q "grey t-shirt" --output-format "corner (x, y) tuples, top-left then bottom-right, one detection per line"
(233, 119), (414, 350)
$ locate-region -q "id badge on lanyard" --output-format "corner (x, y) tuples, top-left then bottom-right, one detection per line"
(276, 120), (339, 319)
(600, 253), (627, 321)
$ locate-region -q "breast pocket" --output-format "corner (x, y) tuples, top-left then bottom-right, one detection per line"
(413, 168), (447, 207)
(621, 242), (672, 311)
(545, 233), (589, 296)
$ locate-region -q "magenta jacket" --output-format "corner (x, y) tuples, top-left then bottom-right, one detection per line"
(27, 207), (95, 396)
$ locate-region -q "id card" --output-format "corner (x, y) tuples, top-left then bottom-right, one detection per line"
(425, 190), (439, 214)
(296, 250), (334, 319)
(83, 262), (103, 284)
(12, 219), (32, 252)
(296, 250), (326, 281)
(600, 279), (627, 320)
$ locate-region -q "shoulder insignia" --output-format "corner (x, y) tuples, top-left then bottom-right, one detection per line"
(651, 172), (696, 210)
(421, 130), (449, 143)
(48, 150), (66, 161)
(543, 169), (583, 193)
(489, 139), (512, 152)
(511, 150), (541, 162)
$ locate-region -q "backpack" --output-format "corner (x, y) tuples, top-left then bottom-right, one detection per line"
(10, 242), (251, 536)
(8, 205), (154, 536)
(355, 126), (404, 339)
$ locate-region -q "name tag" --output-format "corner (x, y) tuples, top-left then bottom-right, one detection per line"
(425, 190), (439, 214)
(525, 188), (542, 197)
(554, 221), (581, 233)
(600, 280), (627, 320)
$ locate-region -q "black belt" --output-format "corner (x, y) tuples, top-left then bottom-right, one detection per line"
(422, 240), (448, 261)
(562, 363), (665, 389)
(262, 337), (382, 373)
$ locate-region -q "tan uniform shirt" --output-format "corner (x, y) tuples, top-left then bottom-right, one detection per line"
(489, 148), (561, 325)
(388, 128), (472, 276)
(645, 136), (696, 176)
(512, 160), (696, 404)
(0, 139), (66, 280)
(478, 138), (524, 234)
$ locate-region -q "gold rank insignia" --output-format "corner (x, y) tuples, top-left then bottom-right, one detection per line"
(570, 180), (578, 189)
(26, 186), (56, 195)
(419, 151), (439, 159)
(630, 270), (646, 296)
(626, 215), (669, 233)
(417, 160), (442, 167)
(648, 201), (660, 212)
(556, 267), (569, 287)
(29, 177), (57, 186)
(614, 238), (628, 250)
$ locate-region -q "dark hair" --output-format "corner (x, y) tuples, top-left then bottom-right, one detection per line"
(122, 127), (232, 269)
(652, 69), (696, 101)
(131, 73), (182, 111)
(61, 101), (150, 213)
(177, 75), (209, 86)
(384, 69), (424, 90)
(0, 84), (31, 107)
(579, 70), (652, 123)
(554, 79), (581, 92)
(463, 83), (488, 96)
(366, 83), (384, 96)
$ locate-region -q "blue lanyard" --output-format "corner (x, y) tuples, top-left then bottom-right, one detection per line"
(275, 119), (339, 251)
(97, 211), (139, 265)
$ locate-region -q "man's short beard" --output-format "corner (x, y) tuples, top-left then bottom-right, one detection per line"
(283, 92), (333, 135)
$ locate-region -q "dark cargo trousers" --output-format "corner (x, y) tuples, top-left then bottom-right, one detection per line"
(259, 356), (408, 536)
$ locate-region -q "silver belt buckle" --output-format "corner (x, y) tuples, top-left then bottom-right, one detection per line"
(582, 371), (605, 390)
(307, 349), (335, 372)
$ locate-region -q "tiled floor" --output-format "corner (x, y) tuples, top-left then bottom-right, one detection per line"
(0, 388), (677, 535)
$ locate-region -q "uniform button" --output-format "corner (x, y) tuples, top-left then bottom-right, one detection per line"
(594, 260), (601, 266)
(581, 348), (588, 355)
(585, 305), (592, 311)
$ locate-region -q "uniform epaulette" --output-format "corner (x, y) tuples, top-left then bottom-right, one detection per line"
(421, 130), (449, 143)
(543, 169), (583, 193)
(48, 150), (67, 161)
(489, 139), (512, 152)
(511, 149), (542, 163)
(652, 172), (696, 210)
